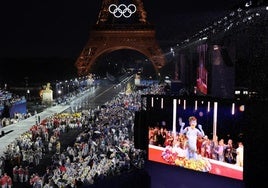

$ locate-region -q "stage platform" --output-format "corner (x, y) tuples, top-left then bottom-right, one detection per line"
(148, 144), (243, 180)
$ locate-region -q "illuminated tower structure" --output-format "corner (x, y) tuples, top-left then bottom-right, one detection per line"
(75, 0), (166, 76)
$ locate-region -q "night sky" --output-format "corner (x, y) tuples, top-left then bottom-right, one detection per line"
(0, 0), (246, 84)
(0, 0), (245, 58)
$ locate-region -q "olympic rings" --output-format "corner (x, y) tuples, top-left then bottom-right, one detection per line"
(108, 4), (136, 18)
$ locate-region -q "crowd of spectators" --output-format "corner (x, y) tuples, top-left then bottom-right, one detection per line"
(0, 88), (32, 128)
(0, 82), (164, 187)
(149, 125), (243, 166)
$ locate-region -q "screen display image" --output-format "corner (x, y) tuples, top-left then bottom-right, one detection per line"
(144, 96), (245, 180)
(196, 44), (208, 95)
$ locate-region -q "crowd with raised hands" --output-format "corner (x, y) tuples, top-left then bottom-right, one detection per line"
(0, 82), (164, 187)
(149, 125), (243, 166)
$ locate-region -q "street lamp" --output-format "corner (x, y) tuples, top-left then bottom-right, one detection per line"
(27, 89), (30, 100)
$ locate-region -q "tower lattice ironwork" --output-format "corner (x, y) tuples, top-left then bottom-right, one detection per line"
(75, 0), (166, 76)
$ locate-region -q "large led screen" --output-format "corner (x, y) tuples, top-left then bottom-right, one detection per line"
(143, 96), (245, 180)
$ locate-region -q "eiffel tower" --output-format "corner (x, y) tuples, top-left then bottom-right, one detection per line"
(75, 0), (166, 76)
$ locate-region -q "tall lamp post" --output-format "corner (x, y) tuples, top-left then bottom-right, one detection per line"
(27, 89), (30, 100)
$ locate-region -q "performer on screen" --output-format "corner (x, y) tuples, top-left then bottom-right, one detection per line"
(179, 116), (205, 159)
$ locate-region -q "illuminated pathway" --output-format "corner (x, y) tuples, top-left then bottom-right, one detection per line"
(0, 76), (132, 157)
